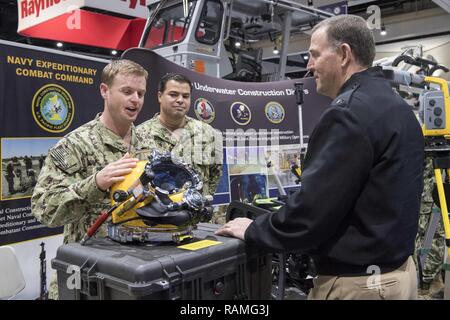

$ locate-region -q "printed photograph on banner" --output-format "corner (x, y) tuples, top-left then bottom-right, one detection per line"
(1, 137), (60, 201)
(226, 146), (269, 174)
(230, 173), (268, 203)
(215, 163), (230, 194)
(266, 145), (302, 188)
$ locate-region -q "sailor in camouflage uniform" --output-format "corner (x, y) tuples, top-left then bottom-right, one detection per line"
(31, 59), (149, 299)
(415, 158), (445, 298)
(137, 73), (223, 221)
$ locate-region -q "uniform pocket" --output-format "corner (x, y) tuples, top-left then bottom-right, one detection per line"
(359, 276), (400, 299)
(309, 276), (340, 300)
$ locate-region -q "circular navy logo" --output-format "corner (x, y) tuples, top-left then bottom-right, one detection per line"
(32, 84), (74, 133)
(194, 98), (215, 123)
(230, 102), (251, 126)
(265, 101), (285, 124)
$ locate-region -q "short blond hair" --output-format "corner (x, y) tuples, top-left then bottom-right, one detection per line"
(101, 59), (148, 86)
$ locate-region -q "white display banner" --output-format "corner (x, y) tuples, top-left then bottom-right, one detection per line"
(17, 0), (151, 32)
(17, 0), (85, 32)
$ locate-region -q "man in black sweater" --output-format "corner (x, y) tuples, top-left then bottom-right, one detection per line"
(216, 15), (424, 299)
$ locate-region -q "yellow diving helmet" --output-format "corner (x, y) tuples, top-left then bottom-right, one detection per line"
(107, 150), (213, 243)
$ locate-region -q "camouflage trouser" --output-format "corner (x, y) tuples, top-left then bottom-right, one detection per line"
(209, 204), (228, 225)
(414, 208), (445, 283)
(414, 158), (445, 284)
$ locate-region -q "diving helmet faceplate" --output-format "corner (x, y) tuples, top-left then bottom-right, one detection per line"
(107, 150), (212, 243)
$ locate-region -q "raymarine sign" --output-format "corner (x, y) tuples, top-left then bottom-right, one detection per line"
(17, 0), (151, 32)
(18, 0), (82, 31)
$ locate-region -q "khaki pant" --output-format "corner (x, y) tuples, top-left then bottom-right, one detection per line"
(308, 256), (417, 300)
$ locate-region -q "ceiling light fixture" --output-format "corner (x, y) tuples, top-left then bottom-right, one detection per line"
(380, 24), (387, 36)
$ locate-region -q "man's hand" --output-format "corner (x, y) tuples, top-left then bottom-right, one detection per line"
(95, 153), (138, 191)
(215, 217), (253, 240)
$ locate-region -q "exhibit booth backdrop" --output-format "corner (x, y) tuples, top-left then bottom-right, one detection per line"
(0, 41), (329, 299)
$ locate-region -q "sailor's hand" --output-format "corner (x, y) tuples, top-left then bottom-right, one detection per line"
(95, 153), (138, 191)
(215, 217), (253, 240)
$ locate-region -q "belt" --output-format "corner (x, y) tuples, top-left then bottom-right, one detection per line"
(314, 257), (408, 277)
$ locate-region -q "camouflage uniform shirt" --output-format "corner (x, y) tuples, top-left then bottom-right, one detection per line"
(31, 113), (149, 244)
(137, 114), (223, 196)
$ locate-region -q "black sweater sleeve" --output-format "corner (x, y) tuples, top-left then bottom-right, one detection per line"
(245, 106), (374, 252)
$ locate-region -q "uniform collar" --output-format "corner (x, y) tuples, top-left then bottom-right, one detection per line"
(152, 113), (194, 128)
(149, 113), (195, 144)
(93, 113), (142, 152)
(338, 66), (384, 95)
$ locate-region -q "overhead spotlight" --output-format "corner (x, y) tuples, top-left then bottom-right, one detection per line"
(380, 24), (387, 36)
(56, 42), (63, 48)
(234, 40), (241, 48)
(273, 46), (279, 55)
(111, 50), (118, 55)
(303, 54), (309, 61)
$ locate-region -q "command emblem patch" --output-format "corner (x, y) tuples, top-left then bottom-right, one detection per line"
(32, 84), (74, 133)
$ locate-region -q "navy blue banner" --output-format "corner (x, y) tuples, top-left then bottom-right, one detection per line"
(0, 41), (109, 245)
(123, 49), (330, 205)
(0, 43), (330, 245)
